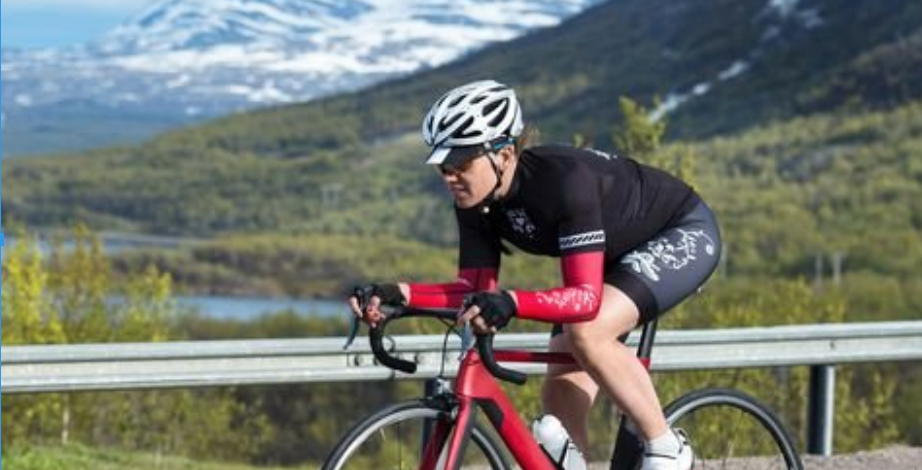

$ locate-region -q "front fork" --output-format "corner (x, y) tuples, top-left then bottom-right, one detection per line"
(419, 390), (476, 470)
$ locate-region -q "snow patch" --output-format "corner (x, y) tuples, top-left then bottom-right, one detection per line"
(222, 81), (293, 103)
(764, 0), (823, 29)
(14, 94), (33, 106)
(114, 93), (141, 103)
(692, 83), (712, 96)
(768, 0), (801, 18)
(2, 0), (605, 121)
(650, 81), (712, 122)
(718, 60), (750, 81)
(40, 81), (62, 94)
(248, 81), (293, 103)
(799, 8), (824, 29)
(166, 74), (191, 88)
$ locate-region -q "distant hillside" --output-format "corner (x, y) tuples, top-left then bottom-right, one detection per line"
(4, 99), (920, 287)
(2, 0), (921, 276)
(151, 0), (922, 156)
(801, 27), (922, 111)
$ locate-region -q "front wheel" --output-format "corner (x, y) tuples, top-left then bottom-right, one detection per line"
(322, 399), (510, 470)
(663, 388), (804, 470)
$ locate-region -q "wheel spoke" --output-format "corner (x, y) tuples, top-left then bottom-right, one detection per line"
(323, 401), (510, 470)
(664, 388), (804, 470)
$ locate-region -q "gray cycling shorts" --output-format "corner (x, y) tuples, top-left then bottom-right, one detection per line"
(552, 201), (722, 336)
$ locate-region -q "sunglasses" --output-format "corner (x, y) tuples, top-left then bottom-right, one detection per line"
(437, 154), (483, 176)
(436, 138), (515, 176)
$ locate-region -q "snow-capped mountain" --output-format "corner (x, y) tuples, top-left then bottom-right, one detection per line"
(94, 0), (600, 74)
(2, 0), (602, 155)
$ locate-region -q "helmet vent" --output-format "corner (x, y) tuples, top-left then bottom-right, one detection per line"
(421, 79), (524, 152)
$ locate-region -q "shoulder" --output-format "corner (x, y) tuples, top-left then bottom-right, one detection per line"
(523, 144), (596, 160)
(523, 145), (622, 174)
(520, 145), (605, 192)
(524, 144), (620, 159)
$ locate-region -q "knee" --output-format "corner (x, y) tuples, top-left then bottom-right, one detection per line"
(562, 322), (603, 357)
(562, 313), (635, 358)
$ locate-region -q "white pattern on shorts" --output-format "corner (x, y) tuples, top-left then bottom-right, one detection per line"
(621, 229), (716, 282)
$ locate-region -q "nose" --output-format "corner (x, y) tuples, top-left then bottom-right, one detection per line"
(439, 168), (460, 181)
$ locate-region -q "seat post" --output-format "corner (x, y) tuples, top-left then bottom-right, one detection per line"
(635, 319), (659, 361)
(609, 320), (660, 470)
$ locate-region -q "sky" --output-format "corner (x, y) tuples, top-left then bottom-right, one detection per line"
(1, 0), (152, 49)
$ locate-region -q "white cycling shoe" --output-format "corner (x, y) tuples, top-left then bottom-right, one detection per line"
(641, 429), (694, 470)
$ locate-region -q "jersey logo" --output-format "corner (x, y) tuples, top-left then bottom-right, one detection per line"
(586, 148), (617, 160)
(504, 208), (537, 238)
(559, 231), (605, 250)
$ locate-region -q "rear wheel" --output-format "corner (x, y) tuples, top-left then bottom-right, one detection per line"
(664, 388), (804, 470)
(322, 399), (510, 470)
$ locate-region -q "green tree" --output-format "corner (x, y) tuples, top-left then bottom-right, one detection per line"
(612, 97), (666, 160)
(612, 97), (697, 185)
(2, 228), (275, 462)
(1, 233), (67, 448)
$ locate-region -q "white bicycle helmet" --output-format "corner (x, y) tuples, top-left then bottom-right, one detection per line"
(422, 80), (524, 165)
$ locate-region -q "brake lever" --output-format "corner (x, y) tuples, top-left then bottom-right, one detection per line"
(459, 320), (475, 360)
(343, 316), (361, 350)
(344, 286), (375, 350)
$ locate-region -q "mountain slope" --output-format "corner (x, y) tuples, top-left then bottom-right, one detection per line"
(2, 0), (921, 248)
(152, 0), (922, 159)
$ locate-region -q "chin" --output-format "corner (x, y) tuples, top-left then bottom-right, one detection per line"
(454, 199), (475, 209)
(453, 196), (480, 209)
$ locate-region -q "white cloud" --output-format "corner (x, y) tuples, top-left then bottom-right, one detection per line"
(2, 0), (150, 10)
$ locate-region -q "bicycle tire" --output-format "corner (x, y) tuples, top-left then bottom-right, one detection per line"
(322, 399), (510, 470)
(663, 387), (804, 470)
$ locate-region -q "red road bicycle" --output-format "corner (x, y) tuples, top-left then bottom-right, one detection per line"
(323, 306), (804, 470)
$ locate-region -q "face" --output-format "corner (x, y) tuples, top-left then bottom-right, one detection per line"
(436, 152), (501, 209)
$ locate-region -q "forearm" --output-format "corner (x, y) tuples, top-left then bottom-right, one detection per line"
(512, 285), (601, 322)
(511, 251), (604, 323)
(405, 267), (499, 308)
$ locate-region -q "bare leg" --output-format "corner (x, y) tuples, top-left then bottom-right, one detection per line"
(543, 335), (598, 452)
(541, 284), (670, 455)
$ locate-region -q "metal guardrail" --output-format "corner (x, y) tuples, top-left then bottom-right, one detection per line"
(3, 321), (921, 394)
(3, 321), (921, 456)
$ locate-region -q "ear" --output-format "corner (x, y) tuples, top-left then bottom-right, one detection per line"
(500, 145), (517, 168)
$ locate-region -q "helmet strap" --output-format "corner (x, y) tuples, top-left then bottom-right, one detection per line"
(478, 150), (505, 214)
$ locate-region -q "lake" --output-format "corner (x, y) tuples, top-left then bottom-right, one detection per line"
(3, 234), (350, 321)
(175, 295), (347, 320)
(2, 233), (190, 255)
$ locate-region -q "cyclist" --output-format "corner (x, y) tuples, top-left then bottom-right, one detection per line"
(349, 79), (721, 470)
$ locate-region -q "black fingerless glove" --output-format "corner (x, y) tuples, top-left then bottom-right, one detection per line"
(464, 291), (518, 330)
(353, 284), (405, 307)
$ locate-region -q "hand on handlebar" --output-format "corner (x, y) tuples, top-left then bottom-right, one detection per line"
(349, 284), (407, 328)
(350, 302), (528, 384)
(458, 291), (518, 334)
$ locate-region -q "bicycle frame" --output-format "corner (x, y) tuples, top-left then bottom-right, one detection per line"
(422, 321), (659, 470)
(427, 349), (566, 470)
(336, 305), (803, 470)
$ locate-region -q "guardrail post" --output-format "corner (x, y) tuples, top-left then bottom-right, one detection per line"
(807, 365), (835, 456)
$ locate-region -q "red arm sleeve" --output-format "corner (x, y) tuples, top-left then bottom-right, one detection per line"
(512, 251), (604, 323)
(406, 267), (499, 309)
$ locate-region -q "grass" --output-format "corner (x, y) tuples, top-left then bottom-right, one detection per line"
(0, 445), (317, 470)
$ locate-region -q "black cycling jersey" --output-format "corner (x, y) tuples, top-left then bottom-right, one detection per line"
(457, 145), (701, 270)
